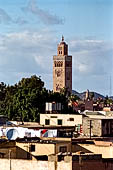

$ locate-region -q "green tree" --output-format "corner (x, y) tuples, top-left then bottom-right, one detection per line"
(11, 75), (47, 122)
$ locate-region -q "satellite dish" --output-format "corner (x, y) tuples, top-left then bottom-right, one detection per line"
(6, 128), (19, 140)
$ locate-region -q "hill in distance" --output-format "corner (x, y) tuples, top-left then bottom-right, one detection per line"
(72, 90), (105, 100)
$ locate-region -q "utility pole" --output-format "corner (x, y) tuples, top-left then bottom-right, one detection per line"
(88, 120), (93, 139)
(9, 150), (11, 170)
(89, 120), (92, 139)
(79, 154), (83, 170)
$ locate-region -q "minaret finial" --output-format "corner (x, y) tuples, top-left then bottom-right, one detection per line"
(62, 35), (64, 42)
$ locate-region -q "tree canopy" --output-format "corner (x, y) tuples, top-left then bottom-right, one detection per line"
(0, 75), (75, 122)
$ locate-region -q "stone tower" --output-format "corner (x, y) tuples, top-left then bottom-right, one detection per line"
(53, 36), (72, 92)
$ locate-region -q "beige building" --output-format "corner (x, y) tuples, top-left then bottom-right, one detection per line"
(40, 114), (82, 126)
(0, 139), (113, 170)
(53, 36), (72, 92)
(72, 141), (113, 159)
(0, 153), (109, 170)
(0, 139), (71, 160)
(82, 111), (113, 137)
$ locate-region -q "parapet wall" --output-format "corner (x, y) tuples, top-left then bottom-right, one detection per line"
(0, 158), (71, 170)
(0, 156), (113, 170)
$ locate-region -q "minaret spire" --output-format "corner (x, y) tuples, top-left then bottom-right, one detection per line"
(62, 35), (64, 42)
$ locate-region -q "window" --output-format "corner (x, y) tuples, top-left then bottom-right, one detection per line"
(67, 72), (70, 80)
(67, 75), (70, 80)
(58, 119), (62, 125)
(54, 61), (57, 67)
(45, 119), (50, 125)
(69, 118), (74, 121)
(59, 146), (67, 153)
(50, 116), (57, 118)
(54, 61), (63, 67)
(36, 155), (48, 161)
(30, 145), (35, 152)
(66, 61), (71, 67)
(61, 63), (63, 67)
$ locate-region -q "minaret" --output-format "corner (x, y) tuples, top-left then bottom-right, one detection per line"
(53, 36), (72, 92)
(86, 89), (89, 100)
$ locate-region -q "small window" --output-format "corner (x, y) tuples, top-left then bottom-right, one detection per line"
(69, 118), (74, 121)
(54, 61), (56, 67)
(36, 155), (48, 161)
(45, 119), (50, 125)
(67, 76), (70, 80)
(59, 146), (67, 153)
(67, 72), (71, 80)
(50, 116), (57, 118)
(30, 145), (35, 152)
(58, 119), (62, 125)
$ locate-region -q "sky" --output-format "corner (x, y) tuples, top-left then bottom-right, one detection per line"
(0, 0), (113, 96)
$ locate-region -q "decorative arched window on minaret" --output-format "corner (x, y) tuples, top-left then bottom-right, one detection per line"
(53, 36), (72, 92)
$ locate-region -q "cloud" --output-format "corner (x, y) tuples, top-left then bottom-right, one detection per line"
(69, 38), (113, 75)
(0, 7), (28, 26)
(22, 0), (64, 25)
(14, 17), (28, 25)
(0, 30), (57, 88)
(68, 37), (113, 94)
(0, 8), (12, 24)
(0, 0), (64, 26)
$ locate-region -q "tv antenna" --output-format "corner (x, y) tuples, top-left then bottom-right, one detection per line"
(109, 75), (112, 97)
